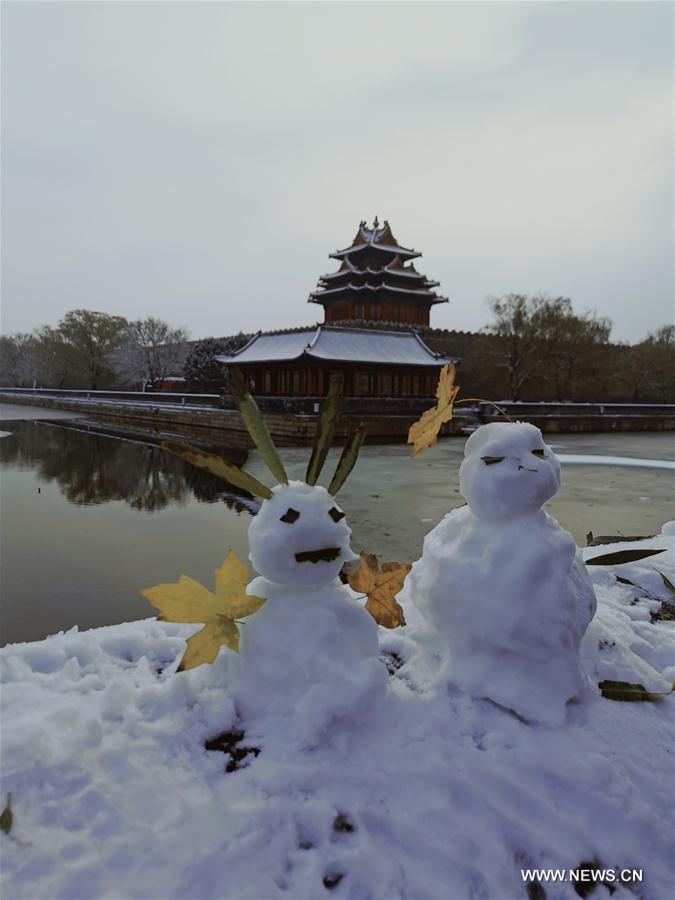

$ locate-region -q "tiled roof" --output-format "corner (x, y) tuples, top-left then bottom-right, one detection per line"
(214, 326), (456, 367)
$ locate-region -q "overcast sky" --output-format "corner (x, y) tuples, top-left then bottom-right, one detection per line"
(2, 1), (673, 343)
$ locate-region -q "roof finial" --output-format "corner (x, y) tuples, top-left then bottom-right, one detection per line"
(373, 215), (379, 229)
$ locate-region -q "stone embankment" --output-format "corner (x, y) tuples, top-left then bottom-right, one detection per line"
(477, 401), (675, 433)
(1, 390), (672, 445)
(0, 390), (471, 445)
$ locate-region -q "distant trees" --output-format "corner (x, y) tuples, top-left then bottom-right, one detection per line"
(484, 294), (549, 400)
(119, 316), (190, 388)
(623, 325), (675, 402)
(0, 328), (72, 387)
(183, 333), (250, 391)
(0, 333), (40, 387)
(484, 294), (611, 401)
(0, 310), (189, 389)
(0, 317), (250, 392)
(57, 309), (129, 389)
(536, 300), (611, 401)
(0, 302), (670, 403)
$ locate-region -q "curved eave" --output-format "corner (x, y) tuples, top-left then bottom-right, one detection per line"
(331, 243), (420, 261)
(308, 283), (449, 303)
(315, 276), (441, 292)
(320, 265), (432, 282)
(217, 350), (451, 366)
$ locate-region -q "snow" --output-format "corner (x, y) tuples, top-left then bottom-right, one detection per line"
(1, 465), (674, 897)
(405, 423), (597, 725)
(215, 330), (316, 364)
(234, 577), (386, 746)
(557, 454), (675, 470)
(214, 326), (451, 366)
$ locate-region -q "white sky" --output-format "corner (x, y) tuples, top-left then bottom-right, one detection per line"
(2, 1), (673, 343)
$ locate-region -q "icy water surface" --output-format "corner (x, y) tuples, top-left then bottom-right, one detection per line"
(1, 405), (673, 644)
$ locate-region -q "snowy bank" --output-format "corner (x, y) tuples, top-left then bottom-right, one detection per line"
(1, 528), (674, 900)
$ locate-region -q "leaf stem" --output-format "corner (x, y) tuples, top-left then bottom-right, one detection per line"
(454, 398), (514, 422)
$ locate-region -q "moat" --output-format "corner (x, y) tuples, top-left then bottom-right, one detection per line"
(1, 404), (673, 645)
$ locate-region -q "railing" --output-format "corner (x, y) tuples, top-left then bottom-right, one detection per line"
(478, 401), (675, 418)
(0, 387), (223, 408)
(2, 389), (672, 419)
(0, 387), (461, 417)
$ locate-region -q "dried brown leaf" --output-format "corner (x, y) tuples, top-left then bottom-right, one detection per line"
(347, 551), (410, 629)
(408, 363), (459, 458)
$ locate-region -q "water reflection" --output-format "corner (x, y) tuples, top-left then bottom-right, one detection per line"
(1, 418), (255, 645)
(0, 420), (256, 514)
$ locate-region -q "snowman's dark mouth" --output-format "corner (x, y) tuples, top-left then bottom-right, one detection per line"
(295, 547), (341, 564)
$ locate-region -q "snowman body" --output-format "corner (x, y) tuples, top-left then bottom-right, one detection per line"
(234, 481), (385, 740)
(409, 422), (596, 725)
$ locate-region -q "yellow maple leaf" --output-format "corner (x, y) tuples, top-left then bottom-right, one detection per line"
(347, 551), (410, 629)
(407, 363), (460, 457)
(142, 551), (265, 670)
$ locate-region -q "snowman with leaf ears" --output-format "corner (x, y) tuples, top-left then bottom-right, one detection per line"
(168, 373), (386, 742)
(407, 421), (597, 726)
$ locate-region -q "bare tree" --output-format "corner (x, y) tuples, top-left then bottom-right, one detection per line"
(484, 294), (613, 401)
(484, 294), (551, 400)
(119, 316), (190, 388)
(537, 301), (611, 400)
(0, 332), (58, 387)
(625, 324), (675, 402)
(0, 335), (25, 385)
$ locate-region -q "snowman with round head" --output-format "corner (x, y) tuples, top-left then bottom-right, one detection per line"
(408, 421), (597, 726)
(180, 373), (385, 743)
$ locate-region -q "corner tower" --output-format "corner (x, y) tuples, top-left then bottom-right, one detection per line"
(308, 218), (448, 327)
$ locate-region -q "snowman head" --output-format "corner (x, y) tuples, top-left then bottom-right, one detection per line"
(248, 481), (356, 587)
(459, 422), (561, 519)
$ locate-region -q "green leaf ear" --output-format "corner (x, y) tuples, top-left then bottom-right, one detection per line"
(306, 374), (344, 486)
(227, 368), (288, 485)
(328, 424), (368, 495)
(162, 441), (273, 500)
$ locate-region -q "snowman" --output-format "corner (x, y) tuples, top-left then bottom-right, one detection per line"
(233, 477), (386, 741)
(169, 376), (386, 743)
(407, 421), (597, 726)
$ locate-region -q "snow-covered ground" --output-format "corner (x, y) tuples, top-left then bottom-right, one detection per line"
(1, 528), (673, 900)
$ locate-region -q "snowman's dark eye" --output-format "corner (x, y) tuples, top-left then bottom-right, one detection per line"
(481, 456), (505, 465)
(531, 449), (546, 458)
(328, 506), (345, 522)
(280, 507), (300, 523)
